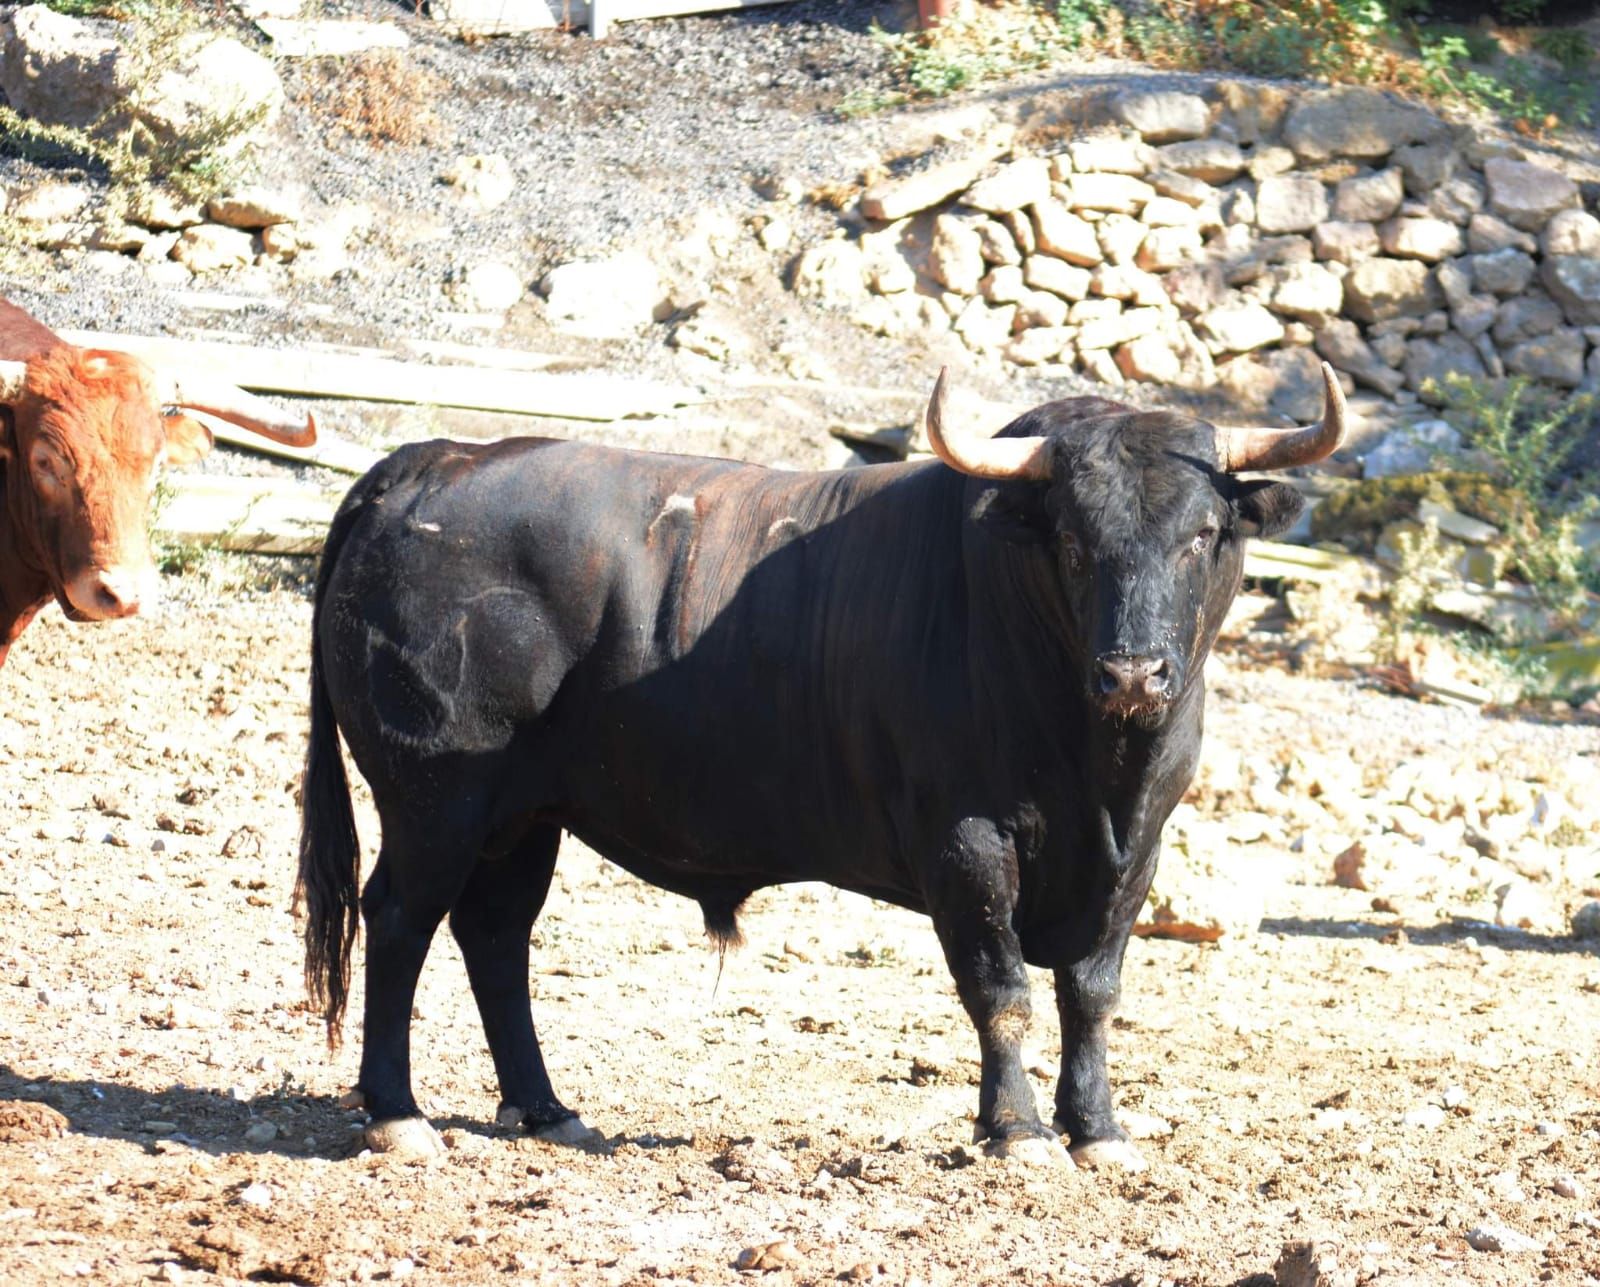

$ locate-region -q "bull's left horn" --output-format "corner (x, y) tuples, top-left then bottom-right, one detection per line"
(156, 372), (317, 448)
(0, 359), (29, 403)
(920, 367), (1050, 481)
(1215, 361), (1346, 473)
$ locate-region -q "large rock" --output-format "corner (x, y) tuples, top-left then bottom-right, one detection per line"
(1113, 90), (1210, 144)
(1097, 213), (1148, 265)
(1393, 142), (1458, 194)
(1032, 202), (1103, 266)
(1343, 258), (1442, 322)
(1492, 293), (1565, 346)
(1315, 318), (1405, 396)
(1134, 225), (1202, 272)
(1196, 299), (1285, 353)
(1404, 334), (1486, 401)
(1153, 139), (1244, 185)
(0, 4), (119, 128)
(207, 186), (302, 229)
(1541, 256), (1600, 326)
(1271, 262), (1344, 319)
(1067, 135), (1152, 176)
(1217, 80), (1289, 144)
(1331, 168), (1404, 223)
(1483, 157), (1579, 232)
(171, 223), (255, 274)
(1076, 306), (1163, 351)
(1023, 255), (1091, 300)
(544, 252), (669, 334)
(861, 152), (994, 222)
(1467, 212), (1537, 255)
(1313, 221), (1380, 264)
(1092, 263), (1167, 307)
(132, 33), (284, 155)
(1063, 172), (1156, 214)
(1162, 262), (1228, 315)
(1507, 328), (1588, 386)
(1470, 247), (1537, 296)
(1542, 209), (1600, 258)
(1427, 175), (1484, 226)
(927, 213), (984, 294)
(1378, 217), (1463, 262)
(1255, 176), (1328, 234)
(960, 158), (1050, 215)
(1283, 86), (1447, 162)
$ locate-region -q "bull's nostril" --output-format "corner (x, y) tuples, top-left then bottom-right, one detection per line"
(1099, 665), (1124, 695)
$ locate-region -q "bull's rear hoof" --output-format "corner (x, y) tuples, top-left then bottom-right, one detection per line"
(982, 1134), (1073, 1167)
(531, 1115), (604, 1148)
(364, 1116), (445, 1161)
(1068, 1138), (1147, 1172)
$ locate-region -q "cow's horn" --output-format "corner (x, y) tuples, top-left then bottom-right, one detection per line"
(1215, 361), (1346, 473)
(156, 372), (317, 448)
(920, 367), (1050, 481)
(0, 359), (28, 403)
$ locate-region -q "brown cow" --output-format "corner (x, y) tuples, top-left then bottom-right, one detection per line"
(0, 297), (315, 669)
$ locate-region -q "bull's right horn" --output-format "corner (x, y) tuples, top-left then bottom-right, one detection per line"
(920, 367), (1050, 481)
(0, 359), (29, 402)
(155, 372), (317, 448)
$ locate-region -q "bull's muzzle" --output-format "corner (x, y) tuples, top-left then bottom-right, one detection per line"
(1094, 652), (1173, 717)
(63, 565), (153, 622)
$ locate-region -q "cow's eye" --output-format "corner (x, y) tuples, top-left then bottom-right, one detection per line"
(1190, 526), (1218, 556)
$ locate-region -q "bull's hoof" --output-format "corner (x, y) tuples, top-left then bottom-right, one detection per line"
(979, 1132), (1073, 1167)
(1067, 1137), (1147, 1172)
(495, 1106), (602, 1148)
(364, 1116), (445, 1161)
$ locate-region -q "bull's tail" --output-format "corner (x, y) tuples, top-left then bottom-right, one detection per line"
(296, 490), (370, 1047)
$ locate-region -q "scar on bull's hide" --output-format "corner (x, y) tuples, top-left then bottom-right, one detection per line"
(647, 493), (698, 543)
(765, 517), (801, 543)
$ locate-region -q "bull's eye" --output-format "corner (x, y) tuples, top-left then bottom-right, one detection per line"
(1190, 526), (1218, 556)
(29, 443), (69, 500)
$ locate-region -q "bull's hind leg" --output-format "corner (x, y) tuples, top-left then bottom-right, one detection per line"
(927, 819), (1068, 1168)
(354, 845), (472, 1160)
(448, 826), (598, 1147)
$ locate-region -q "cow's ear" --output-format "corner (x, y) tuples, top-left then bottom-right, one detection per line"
(161, 413), (214, 468)
(1233, 479), (1304, 539)
(970, 480), (1051, 545)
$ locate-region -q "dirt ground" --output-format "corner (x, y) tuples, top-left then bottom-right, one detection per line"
(1, 575), (1597, 1287)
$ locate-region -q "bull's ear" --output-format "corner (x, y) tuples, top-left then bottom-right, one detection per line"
(161, 413), (215, 467)
(1233, 479), (1304, 539)
(970, 480), (1051, 545)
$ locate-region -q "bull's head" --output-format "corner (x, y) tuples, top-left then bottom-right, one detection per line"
(922, 365), (1344, 723)
(0, 349), (315, 623)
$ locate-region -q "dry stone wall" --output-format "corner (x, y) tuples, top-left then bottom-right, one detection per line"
(793, 84), (1600, 419)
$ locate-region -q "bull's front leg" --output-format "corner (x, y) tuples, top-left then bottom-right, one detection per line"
(927, 818), (1067, 1167)
(1050, 841), (1160, 1172)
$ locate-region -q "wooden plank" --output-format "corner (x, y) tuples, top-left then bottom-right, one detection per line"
(1243, 541), (1371, 585)
(60, 331), (698, 422)
(154, 476), (337, 557)
(429, 0), (791, 35)
(255, 19), (410, 56)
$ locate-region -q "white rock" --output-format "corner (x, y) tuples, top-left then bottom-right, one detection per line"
(171, 224), (255, 274)
(1064, 172), (1156, 214)
(1032, 202), (1103, 266)
(1023, 255), (1091, 300)
(1096, 213), (1147, 265)
(1483, 157), (1579, 232)
(1553, 1174), (1585, 1199)
(237, 1182), (273, 1208)
(441, 154), (515, 212)
(1467, 211), (1538, 254)
(243, 1121), (277, 1145)
(1541, 256), (1600, 326)
(1113, 90), (1210, 143)
(1153, 139), (1244, 185)
(1402, 1103), (1447, 1130)
(1076, 306), (1162, 351)
(1379, 217), (1463, 262)
(1134, 225), (1202, 272)
(1255, 176), (1329, 234)
(135, 34), (285, 154)
(1068, 135), (1152, 176)
(1361, 418), (1462, 478)
(1542, 209), (1600, 258)
(1312, 221), (1379, 264)
(928, 212), (984, 294)
(9, 181), (89, 223)
(1271, 263), (1344, 319)
(860, 152), (995, 221)
(1004, 326), (1076, 366)
(1197, 299), (1284, 353)
(457, 260), (525, 312)
(544, 252), (668, 334)
(1465, 1224), (1541, 1254)
(961, 158), (1050, 215)
(0, 6), (121, 128)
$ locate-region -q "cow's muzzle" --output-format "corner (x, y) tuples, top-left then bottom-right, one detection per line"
(62, 566), (153, 622)
(1093, 652), (1174, 718)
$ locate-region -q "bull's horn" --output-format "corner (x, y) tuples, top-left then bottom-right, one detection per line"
(0, 359), (28, 402)
(1215, 361), (1346, 473)
(155, 372), (317, 448)
(920, 367), (1050, 481)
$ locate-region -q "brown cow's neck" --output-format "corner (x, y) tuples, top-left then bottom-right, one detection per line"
(0, 458), (49, 672)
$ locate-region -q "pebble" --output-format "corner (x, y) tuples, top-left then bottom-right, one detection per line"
(1465, 1223), (1540, 1253)
(734, 1240), (800, 1272)
(237, 1182), (272, 1208)
(1534, 1120), (1564, 1137)
(1553, 1175), (1584, 1199)
(389, 1259), (415, 1280)
(143, 1121), (178, 1135)
(243, 1121), (278, 1145)
(1402, 1104), (1447, 1130)
(1441, 1085), (1467, 1110)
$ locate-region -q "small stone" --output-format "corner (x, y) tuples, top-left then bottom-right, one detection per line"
(1470, 248), (1537, 297)
(1283, 86), (1447, 162)
(1023, 255), (1091, 300)
(1076, 306), (1163, 351)
(1542, 256), (1600, 326)
(1013, 289), (1068, 329)
(1064, 172), (1156, 215)
(1031, 202), (1103, 266)
(860, 152), (995, 222)
(1248, 145), (1298, 181)
(1571, 901), (1600, 940)
(974, 219), (1020, 266)
(243, 1121), (277, 1145)
(1140, 196), (1200, 227)
(1441, 1084), (1467, 1110)
(927, 212), (984, 294)
(1492, 292), (1564, 345)
(1197, 299), (1285, 353)
(455, 260), (524, 312)
(1312, 221), (1379, 264)
(1273, 1237), (1352, 1287)
(1362, 417), (1462, 478)
(1342, 258), (1442, 323)
(1133, 225), (1202, 272)
(1393, 142), (1458, 194)
(1542, 209), (1600, 258)
(1332, 168), (1404, 223)
(9, 181), (89, 224)
(1427, 175), (1485, 225)
(1466, 212), (1537, 254)
(441, 154), (515, 212)
(1402, 1103), (1447, 1130)
(1507, 328), (1588, 387)
(206, 186), (301, 229)
(237, 1182), (271, 1209)
(170, 224), (256, 274)
(1148, 169), (1217, 207)
(1068, 135), (1153, 176)
(1004, 326), (1076, 366)
(1465, 1224), (1541, 1254)
(734, 1240), (801, 1272)
(1096, 213), (1148, 265)
(1553, 1174), (1585, 1199)
(1271, 262), (1344, 319)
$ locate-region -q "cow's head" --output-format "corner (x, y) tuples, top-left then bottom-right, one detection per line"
(0, 348), (315, 623)
(925, 365), (1344, 724)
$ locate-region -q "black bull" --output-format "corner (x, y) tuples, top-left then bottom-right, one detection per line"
(298, 368), (1345, 1166)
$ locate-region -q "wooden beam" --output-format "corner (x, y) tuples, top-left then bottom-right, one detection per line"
(154, 476), (337, 557)
(185, 411), (382, 477)
(60, 331), (699, 422)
